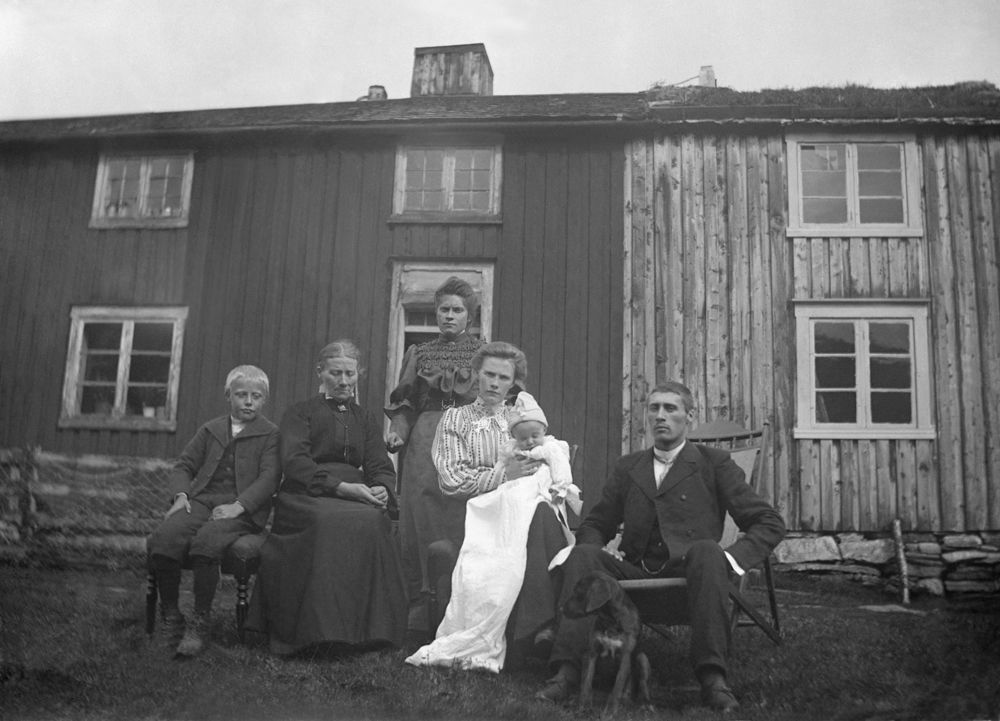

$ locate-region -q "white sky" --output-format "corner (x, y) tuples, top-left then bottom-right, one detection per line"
(1, 0), (998, 121)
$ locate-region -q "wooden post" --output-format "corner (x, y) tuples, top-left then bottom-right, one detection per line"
(892, 519), (910, 604)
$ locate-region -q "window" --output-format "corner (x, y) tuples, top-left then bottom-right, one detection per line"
(787, 135), (921, 237)
(402, 305), (483, 351)
(794, 301), (933, 439)
(392, 144), (502, 221)
(60, 307), (188, 430)
(90, 153), (194, 228)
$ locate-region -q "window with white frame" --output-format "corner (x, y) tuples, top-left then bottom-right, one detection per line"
(60, 307), (188, 430)
(786, 135), (922, 237)
(392, 144), (502, 220)
(794, 301), (934, 439)
(90, 153), (194, 228)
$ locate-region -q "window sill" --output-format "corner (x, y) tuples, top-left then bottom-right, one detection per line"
(388, 213), (502, 226)
(59, 415), (177, 432)
(89, 217), (189, 230)
(786, 225), (923, 238)
(794, 427), (936, 440)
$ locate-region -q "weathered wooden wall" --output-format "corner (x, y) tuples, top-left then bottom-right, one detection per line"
(0, 133), (624, 506)
(624, 130), (1000, 533)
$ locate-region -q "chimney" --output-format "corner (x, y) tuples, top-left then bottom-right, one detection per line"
(411, 43), (493, 98)
(358, 85), (388, 101)
(698, 65), (717, 88)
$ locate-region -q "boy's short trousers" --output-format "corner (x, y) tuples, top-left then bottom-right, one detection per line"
(148, 493), (260, 562)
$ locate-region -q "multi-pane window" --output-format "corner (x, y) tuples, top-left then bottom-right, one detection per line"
(787, 136), (921, 236)
(91, 154), (194, 228)
(403, 305), (483, 352)
(60, 307), (187, 430)
(794, 302), (933, 439)
(393, 145), (501, 219)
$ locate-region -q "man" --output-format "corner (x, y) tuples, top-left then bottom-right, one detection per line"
(535, 381), (785, 712)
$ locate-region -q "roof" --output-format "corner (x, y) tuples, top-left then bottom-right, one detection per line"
(2, 82), (998, 142)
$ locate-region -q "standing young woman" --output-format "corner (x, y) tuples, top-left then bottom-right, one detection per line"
(384, 277), (485, 623)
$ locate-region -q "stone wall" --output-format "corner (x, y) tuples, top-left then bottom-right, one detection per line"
(774, 531), (1000, 596)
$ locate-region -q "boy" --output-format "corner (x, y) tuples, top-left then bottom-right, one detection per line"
(147, 365), (281, 656)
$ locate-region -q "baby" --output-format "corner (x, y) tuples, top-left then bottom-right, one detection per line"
(506, 392), (581, 528)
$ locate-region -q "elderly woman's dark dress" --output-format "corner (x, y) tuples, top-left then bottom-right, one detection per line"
(385, 333), (484, 600)
(248, 395), (406, 654)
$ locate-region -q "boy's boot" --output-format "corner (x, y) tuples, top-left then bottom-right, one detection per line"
(176, 611), (210, 657)
(160, 606), (186, 651)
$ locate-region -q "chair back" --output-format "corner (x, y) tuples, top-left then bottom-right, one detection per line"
(688, 420), (769, 546)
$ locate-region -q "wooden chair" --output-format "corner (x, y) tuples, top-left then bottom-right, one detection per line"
(618, 421), (782, 647)
(145, 531), (266, 643)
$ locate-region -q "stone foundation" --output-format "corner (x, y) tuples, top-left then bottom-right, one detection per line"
(774, 531), (1000, 596)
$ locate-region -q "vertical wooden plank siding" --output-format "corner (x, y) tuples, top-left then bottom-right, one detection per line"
(624, 129), (1000, 532)
(664, 137), (686, 386)
(948, 138), (989, 530)
(625, 133), (788, 519)
(651, 136), (671, 387)
(728, 135), (751, 426)
(969, 135), (1000, 529)
(924, 137), (964, 530)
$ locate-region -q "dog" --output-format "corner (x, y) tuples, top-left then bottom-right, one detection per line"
(562, 570), (651, 717)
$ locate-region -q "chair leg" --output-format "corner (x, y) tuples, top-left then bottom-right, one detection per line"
(235, 574), (249, 643)
(145, 570), (158, 636)
(764, 558), (780, 634)
(728, 582), (782, 646)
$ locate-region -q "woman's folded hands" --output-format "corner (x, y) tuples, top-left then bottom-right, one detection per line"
(337, 481), (388, 508)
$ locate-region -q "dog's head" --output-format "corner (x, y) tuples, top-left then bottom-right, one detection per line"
(562, 570), (622, 620)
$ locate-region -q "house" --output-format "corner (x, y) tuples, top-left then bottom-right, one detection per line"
(2, 44), (999, 546)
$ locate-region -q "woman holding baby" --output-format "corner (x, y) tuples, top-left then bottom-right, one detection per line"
(405, 341), (579, 672)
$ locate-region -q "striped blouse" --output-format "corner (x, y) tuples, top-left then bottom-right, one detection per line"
(432, 398), (511, 498)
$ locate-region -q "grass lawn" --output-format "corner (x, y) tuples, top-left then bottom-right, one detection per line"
(1, 564), (998, 721)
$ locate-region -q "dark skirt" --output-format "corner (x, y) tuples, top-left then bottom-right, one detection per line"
(399, 410), (468, 599)
(247, 492), (407, 654)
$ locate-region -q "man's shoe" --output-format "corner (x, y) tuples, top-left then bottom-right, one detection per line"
(160, 609), (185, 651)
(700, 672), (739, 713)
(534, 664), (578, 704)
(176, 612), (209, 657)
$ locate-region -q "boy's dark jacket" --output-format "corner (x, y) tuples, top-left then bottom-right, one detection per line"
(167, 415), (281, 527)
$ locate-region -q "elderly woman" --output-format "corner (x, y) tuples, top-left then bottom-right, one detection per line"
(385, 276), (485, 619)
(406, 341), (570, 670)
(248, 340), (406, 654)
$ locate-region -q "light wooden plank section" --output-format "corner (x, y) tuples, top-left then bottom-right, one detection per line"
(948, 137), (988, 530)
(683, 135), (707, 411)
(914, 440), (938, 529)
(969, 135), (1000, 529)
(767, 137), (795, 526)
(857, 439), (878, 530)
(875, 440), (895, 529)
(703, 138), (729, 419)
(799, 440), (820, 530)
(820, 439), (839, 530)
(924, 136), (963, 530)
(896, 440), (917, 529)
(727, 135), (751, 425)
(664, 137), (685, 385)
(840, 440), (859, 530)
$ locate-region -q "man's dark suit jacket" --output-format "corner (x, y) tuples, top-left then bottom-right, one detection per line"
(576, 441), (785, 572)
